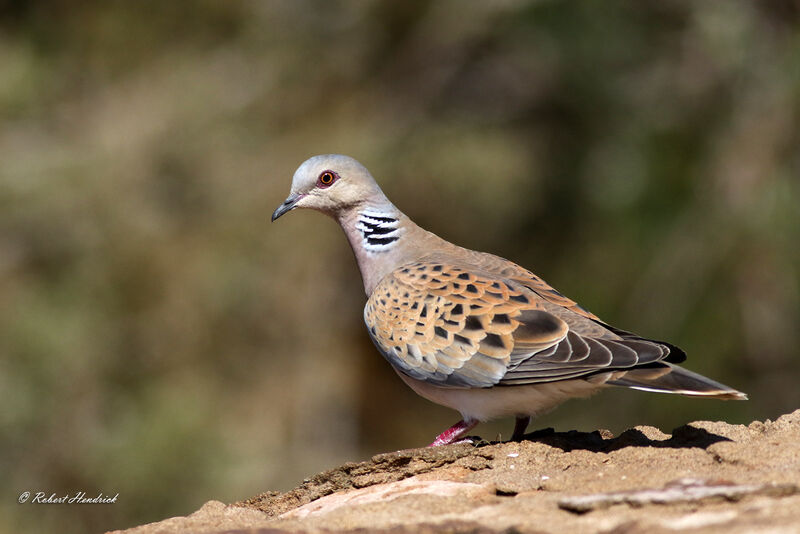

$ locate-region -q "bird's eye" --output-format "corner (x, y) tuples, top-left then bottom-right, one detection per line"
(317, 170), (338, 188)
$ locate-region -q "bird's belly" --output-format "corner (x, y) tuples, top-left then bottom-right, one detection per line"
(396, 371), (603, 421)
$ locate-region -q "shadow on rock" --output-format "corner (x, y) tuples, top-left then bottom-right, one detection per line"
(512, 423), (731, 453)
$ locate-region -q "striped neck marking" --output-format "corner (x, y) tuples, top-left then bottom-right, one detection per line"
(356, 210), (401, 253)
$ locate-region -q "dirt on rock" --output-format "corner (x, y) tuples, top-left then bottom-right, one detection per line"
(112, 410), (800, 534)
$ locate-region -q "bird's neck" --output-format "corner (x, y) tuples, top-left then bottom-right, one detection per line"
(337, 203), (450, 296)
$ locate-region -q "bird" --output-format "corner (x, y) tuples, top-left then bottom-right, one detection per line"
(271, 154), (747, 447)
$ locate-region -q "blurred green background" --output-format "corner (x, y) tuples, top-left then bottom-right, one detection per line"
(1, 1), (798, 532)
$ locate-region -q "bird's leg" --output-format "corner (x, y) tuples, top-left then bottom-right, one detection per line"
(428, 418), (478, 447)
(511, 415), (530, 441)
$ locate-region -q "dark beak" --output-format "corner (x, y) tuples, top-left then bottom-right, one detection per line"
(271, 193), (303, 222)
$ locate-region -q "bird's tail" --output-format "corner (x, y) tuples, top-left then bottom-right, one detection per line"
(606, 362), (747, 400)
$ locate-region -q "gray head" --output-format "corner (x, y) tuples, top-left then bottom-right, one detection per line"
(272, 155), (387, 222)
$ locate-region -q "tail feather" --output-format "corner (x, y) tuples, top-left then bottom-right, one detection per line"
(606, 362), (748, 400)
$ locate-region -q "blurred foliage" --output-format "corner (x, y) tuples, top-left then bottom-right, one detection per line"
(1, 1), (799, 532)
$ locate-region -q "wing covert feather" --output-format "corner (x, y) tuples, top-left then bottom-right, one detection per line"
(364, 259), (681, 389)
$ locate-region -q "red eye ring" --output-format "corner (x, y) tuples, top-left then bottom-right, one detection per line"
(317, 170), (338, 188)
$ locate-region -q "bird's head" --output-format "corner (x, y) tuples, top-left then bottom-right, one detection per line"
(271, 154), (384, 222)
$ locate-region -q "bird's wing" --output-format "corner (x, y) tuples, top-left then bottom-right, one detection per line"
(364, 260), (676, 388)
(463, 250), (605, 324)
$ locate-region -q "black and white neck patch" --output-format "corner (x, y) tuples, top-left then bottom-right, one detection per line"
(356, 210), (401, 253)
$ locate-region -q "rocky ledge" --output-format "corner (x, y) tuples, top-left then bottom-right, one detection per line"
(112, 410), (800, 534)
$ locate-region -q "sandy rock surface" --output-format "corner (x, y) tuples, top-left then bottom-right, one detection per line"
(112, 410), (800, 534)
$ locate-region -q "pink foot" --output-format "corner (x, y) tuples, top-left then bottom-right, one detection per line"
(428, 419), (478, 447)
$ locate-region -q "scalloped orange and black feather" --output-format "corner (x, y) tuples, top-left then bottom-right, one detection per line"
(363, 259), (723, 394)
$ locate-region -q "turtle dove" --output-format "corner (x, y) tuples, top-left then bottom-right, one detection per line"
(272, 155), (746, 447)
